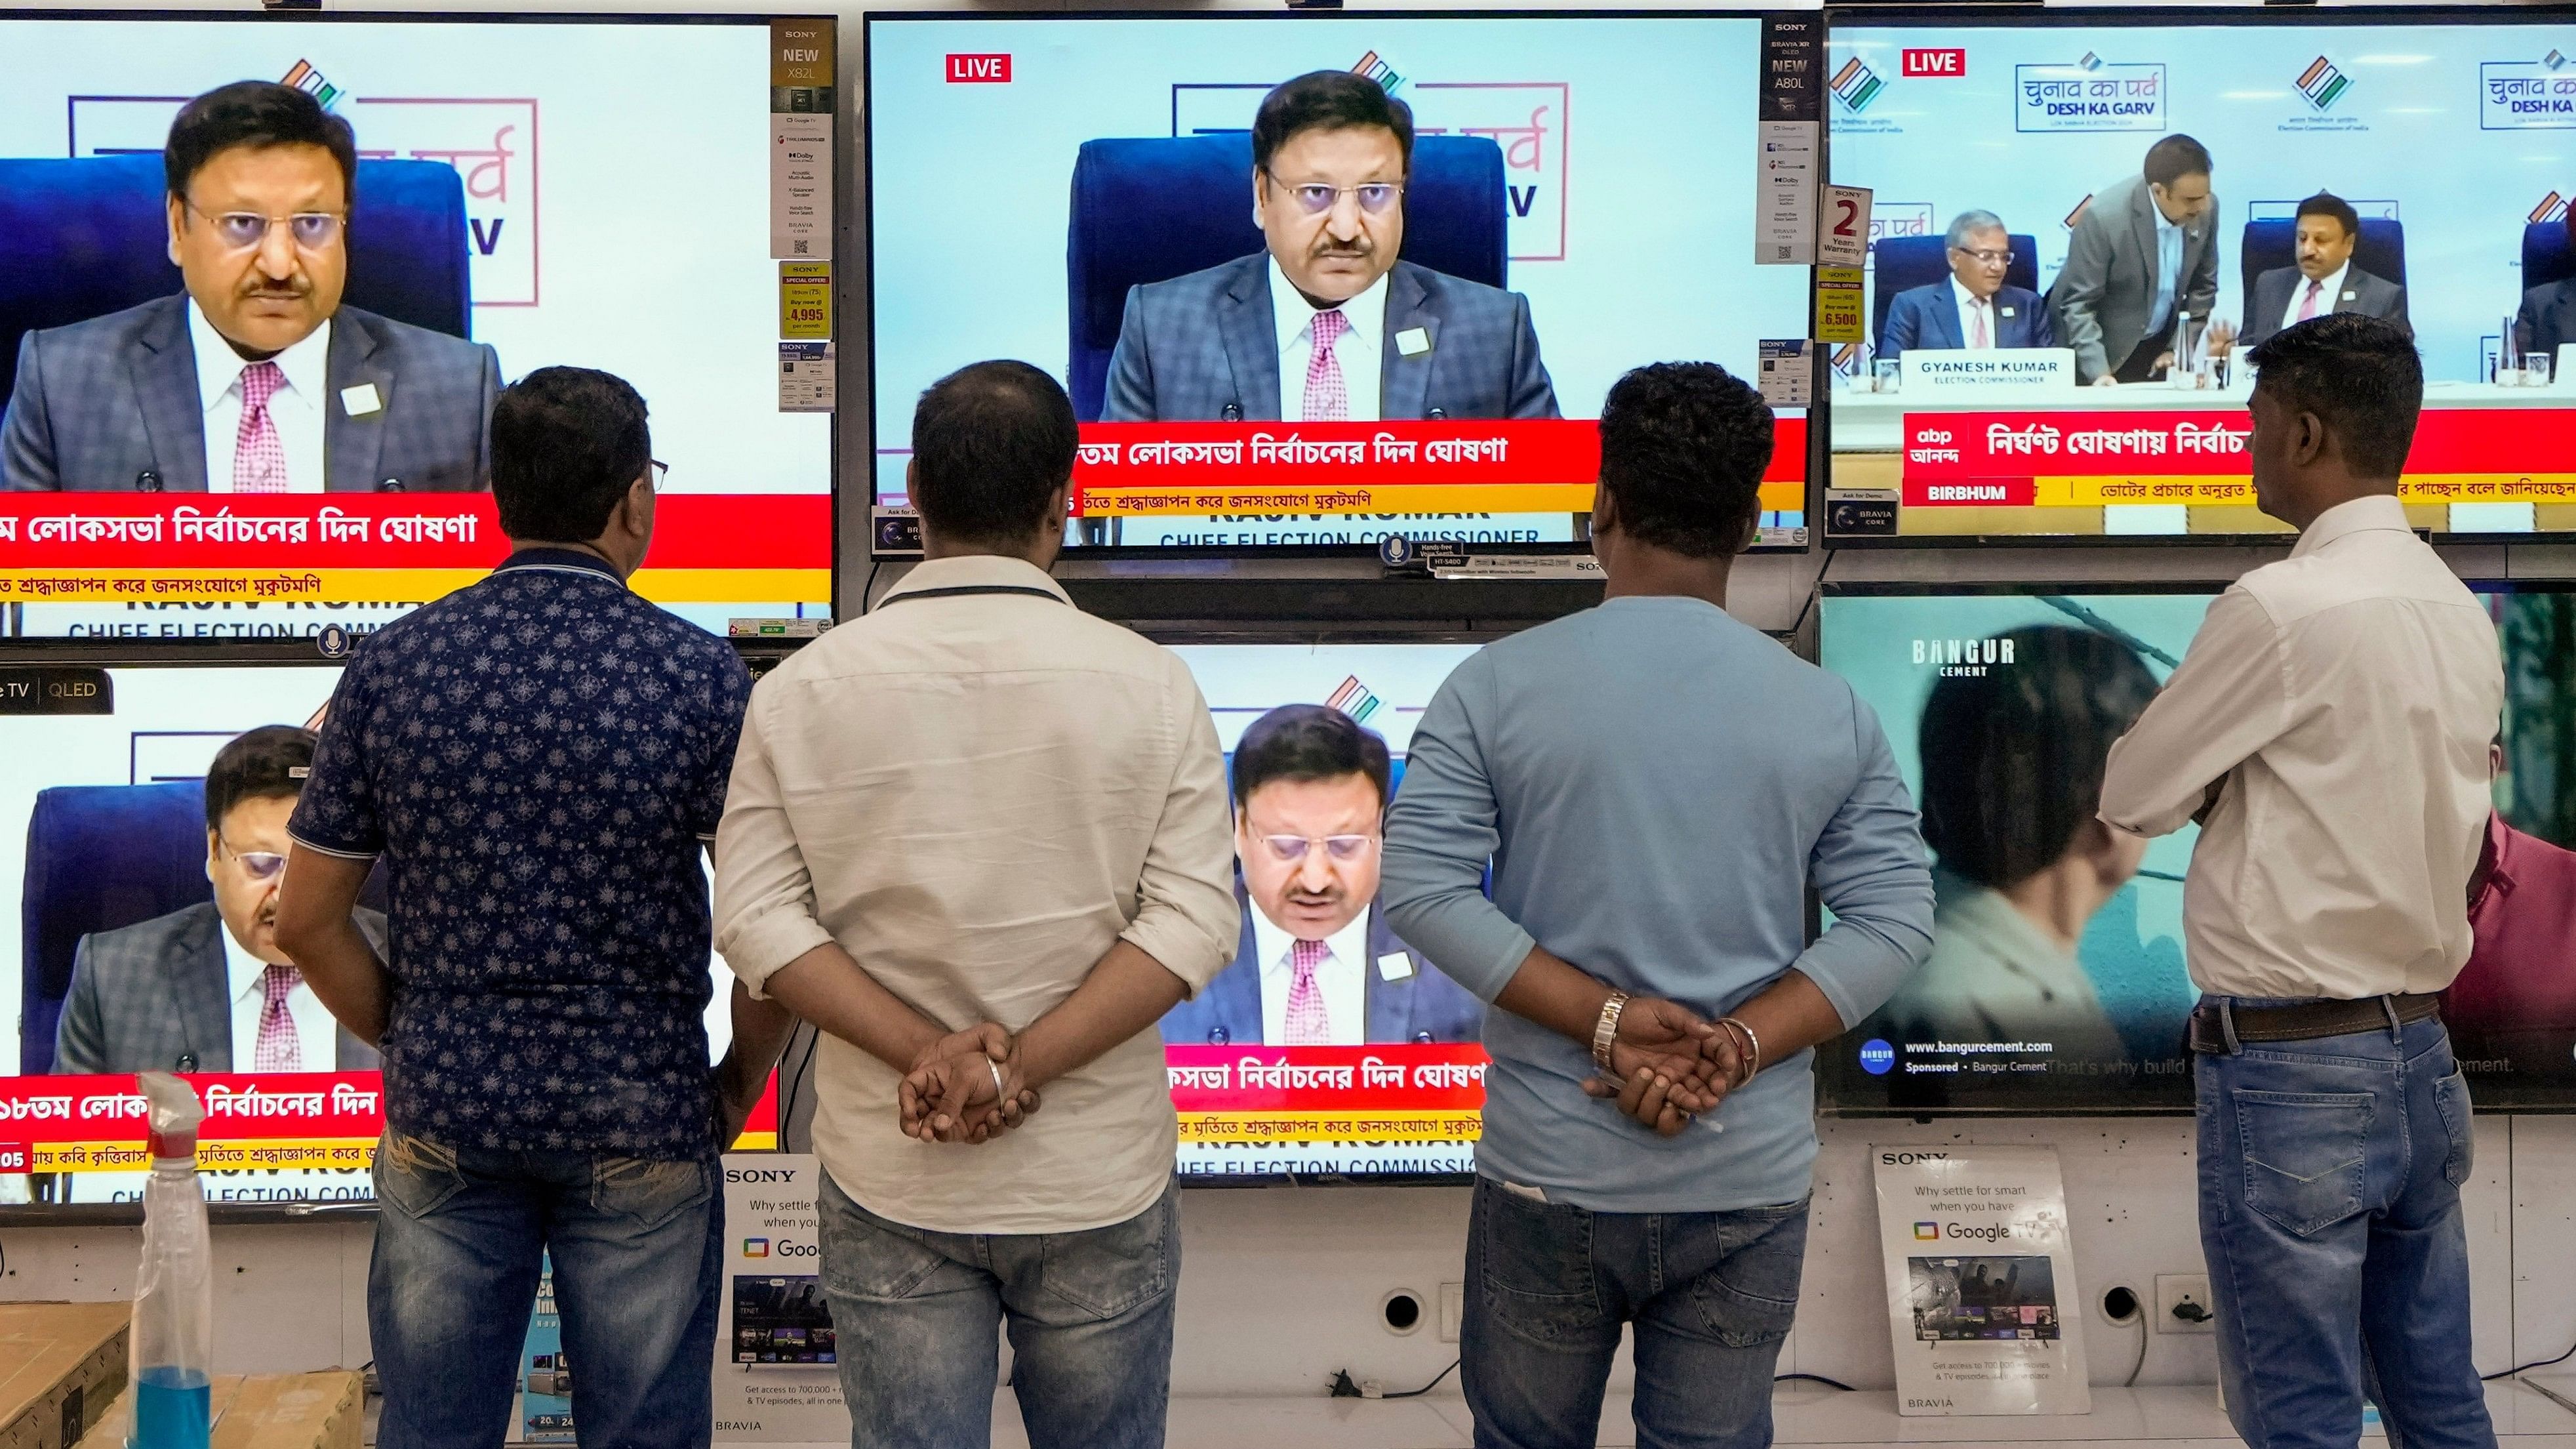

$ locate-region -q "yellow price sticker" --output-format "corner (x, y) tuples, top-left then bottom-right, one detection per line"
(779, 261), (832, 340)
(1814, 266), (1864, 344)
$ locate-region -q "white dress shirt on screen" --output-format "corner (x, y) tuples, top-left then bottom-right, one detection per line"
(224, 928), (334, 1072)
(189, 300), (329, 494)
(2280, 261), (2350, 333)
(1251, 907), (1371, 1046)
(2099, 495), (2503, 1001)
(1951, 276), (1997, 351)
(712, 554), (1240, 1236)
(1272, 257), (1387, 423)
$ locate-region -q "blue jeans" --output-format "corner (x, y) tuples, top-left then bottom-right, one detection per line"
(1462, 1177), (1810, 1449)
(2195, 1002), (2495, 1449)
(815, 1173), (1179, 1449)
(369, 1132), (723, 1449)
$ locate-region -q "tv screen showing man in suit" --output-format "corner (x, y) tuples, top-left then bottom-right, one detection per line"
(1879, 211), (2057, 361)
(1104, 72), (1558, 428)
(2241, 193), (2409, 350)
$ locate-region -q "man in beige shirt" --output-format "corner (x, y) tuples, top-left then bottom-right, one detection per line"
(712, 361), (1238, 1449)
(2100, 314), (2502, 1449)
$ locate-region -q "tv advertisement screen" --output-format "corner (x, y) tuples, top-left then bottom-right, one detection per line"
(1824, 12), (2576, 544)
(1817, 584), (2576, 1113)
(865, 12), (1814, 555)
(0, 14), (833, 637)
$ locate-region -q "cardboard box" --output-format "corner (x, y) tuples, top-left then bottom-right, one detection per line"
(72, 1373), (361, 1449)
(0, 1303), (129, 1449)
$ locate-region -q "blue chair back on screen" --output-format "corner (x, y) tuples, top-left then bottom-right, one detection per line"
(1870, 232), (2040, 356)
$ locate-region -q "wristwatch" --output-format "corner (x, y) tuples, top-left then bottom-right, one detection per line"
(1591, 990), (1630, 1072)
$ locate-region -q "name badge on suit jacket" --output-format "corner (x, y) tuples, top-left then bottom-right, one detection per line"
(2000, 307), (2017, 319)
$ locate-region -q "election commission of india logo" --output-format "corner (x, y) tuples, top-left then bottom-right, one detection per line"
(1830, 54), (1885, 114)
(2296, 55), (2352, 112)
(1325, 675), (1382, 725)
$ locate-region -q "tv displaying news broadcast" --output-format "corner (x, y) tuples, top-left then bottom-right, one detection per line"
(1815, 584), (2576, 1114)
(1160, 641), (1487, 1178)
(865, 12), (1813, 554)
(0, 14), (832, 634)
(1824, 12), (2576, 543)
(0, 661), (761, 1207)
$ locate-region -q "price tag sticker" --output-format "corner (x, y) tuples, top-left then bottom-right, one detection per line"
(779, 261), (832, 339)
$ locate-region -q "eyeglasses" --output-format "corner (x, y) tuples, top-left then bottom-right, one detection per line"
(218, 836), (287, 882)
(184, 202), (346, 254)
(649, 460), (669, 489)
(1255, 834), (1379, 863)
(1951, 248), (2016, 266)
(1270, 179), (1405, 216)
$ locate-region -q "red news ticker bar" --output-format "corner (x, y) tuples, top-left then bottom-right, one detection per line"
(1165, 1044), (1489, 1113)
(1904, 407), (2576, 487)
(1072, 418), (1805, 499)
(0, 495), (830, 570)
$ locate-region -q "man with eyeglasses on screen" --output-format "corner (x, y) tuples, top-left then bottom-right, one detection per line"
(1101, 70), (1558, 424)
(3, 80), (498, 493)
(53, 725), (383, 1074)
(1878, 211), (2057, 360)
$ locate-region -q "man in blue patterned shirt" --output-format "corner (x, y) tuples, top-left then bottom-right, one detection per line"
(277, 367), (791, 1449)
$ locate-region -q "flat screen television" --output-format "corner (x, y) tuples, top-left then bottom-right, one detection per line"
(1822, 7), (2576, 545)
(0, 12), (834, 636)
(1815, 582), (2576, 1113)
(863, 11), (1816, 557)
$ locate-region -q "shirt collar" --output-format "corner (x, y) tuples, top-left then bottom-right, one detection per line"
(878, 553), (1070, 605)
(220, 914), (273, 1006)
(2290, 493), (2412, 558)
(1268, 256), (1390, 356)
(1249, 897), (1376, 979)
(1948, 275), (1992, 312)
(496, 546), (624, 582)
(188, 298), (331, 414)
(2299, 262), (2351, 302)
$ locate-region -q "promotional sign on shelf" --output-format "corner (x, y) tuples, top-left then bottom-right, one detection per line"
(1873, 1144), (2091, 1417)
(715, 1154), (849, 1445)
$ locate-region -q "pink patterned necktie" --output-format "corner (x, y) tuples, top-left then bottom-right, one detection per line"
(1284, 938), (1332, 1045)
(1302, 309), (1351, 422)
(233, 360), (289, 493)
(2297, 279), (2323, 323)
(254, 963), (304, 1071)
(1970, 300), (1990, 350)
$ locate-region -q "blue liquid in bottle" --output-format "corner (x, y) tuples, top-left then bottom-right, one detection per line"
(131, 1366), (211, 1449)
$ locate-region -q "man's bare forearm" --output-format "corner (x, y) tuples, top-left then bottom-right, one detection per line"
(719, 981), (797, 1099)
(1013, 941), (1190, 1091)
(1491, 945), (1618, 1048)
(758, 941), (948, 1074)
(1723, 969), (1845, 1074)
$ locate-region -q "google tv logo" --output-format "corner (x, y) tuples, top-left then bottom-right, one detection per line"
(1859, 1039), (1896, 1076)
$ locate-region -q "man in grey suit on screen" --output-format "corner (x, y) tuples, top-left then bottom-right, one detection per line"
(1102, 71), (1558, 424)
(54, 725), (383, 1075)
(2239, 192), (2408, 350)
(2051, 134), (2227, 386)
(3, 81), (498, 494)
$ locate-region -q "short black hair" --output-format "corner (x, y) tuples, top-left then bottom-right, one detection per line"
(2246, 312), (2423, 479)
(910, 361), (1078, 546)
(204, 725), (317, 834)
(1918, 626), (2159, 892)
(2144, 134), (2213, 190)
(1253, 71), (1414, 178)
(1230, 704), (1392, 813)
(489, 367), (653, 543)
(2294, 192), (2360, 241)
(165, 81), (357, 209)
(1595, 362), (1774, 559)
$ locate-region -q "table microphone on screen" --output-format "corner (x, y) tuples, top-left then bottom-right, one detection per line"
(135, 471), (162, 493)
(1222, 401), (1243, 421)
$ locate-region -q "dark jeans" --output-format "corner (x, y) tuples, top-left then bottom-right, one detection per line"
(1461, 1177), (1811, 1449)
(369, 1133), (723, 1449)
(2195, 1001), (2495, 1449)
(815, 1174), (1180, 1449)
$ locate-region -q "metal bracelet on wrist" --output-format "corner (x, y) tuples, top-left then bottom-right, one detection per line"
(1591, 990), (1631, 1072)
(1717, 1016), (1761, 1087)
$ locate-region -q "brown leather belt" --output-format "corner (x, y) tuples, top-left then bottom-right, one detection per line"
(2188, 994), (2443, 1053)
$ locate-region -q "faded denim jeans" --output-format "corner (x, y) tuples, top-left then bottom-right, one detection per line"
(2195, 1001), (2495, 1449)
(815, 1173), (1180, 1449)
(1462, 1177), (1811, 1449)
(369, 1132), (723, 1449)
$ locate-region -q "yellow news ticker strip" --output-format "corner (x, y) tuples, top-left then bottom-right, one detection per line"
(1081, 483), (1802, 518)
(38, 1128), (778, 1173)
(1175, 1111), (1484, 1144)
(0, 569), (830, 605)
(2036, 476), (2576, 508)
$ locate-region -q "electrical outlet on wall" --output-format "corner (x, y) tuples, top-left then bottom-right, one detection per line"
(2156, 1274), (2216, 1334)
(1439, 1282), (1464, 1343)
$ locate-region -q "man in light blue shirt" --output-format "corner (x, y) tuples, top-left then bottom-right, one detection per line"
(2051, 134), (2223, 384)
(1382, 361), (1934, 1449)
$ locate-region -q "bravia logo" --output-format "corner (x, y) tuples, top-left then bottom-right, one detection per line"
(2296, 56), (2351, 112)
(1859, 1039), (1897, 1076)
(742, 1237), (771, 1258)
(1830, 56), (1885, 113)
(1914, 1221), (1941, 1240)
(946, 54), (1012, 84)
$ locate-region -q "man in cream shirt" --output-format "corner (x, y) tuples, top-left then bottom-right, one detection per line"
(2101, 314), (2502, 1449)
(714, 360), (1237, 1449)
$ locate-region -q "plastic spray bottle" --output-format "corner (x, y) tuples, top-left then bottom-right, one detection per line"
(129, 1072), (212, 1449)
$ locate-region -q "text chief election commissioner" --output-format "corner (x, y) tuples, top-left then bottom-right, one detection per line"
(1102, 71), (1560, 424)
(3, 81), (498, 493)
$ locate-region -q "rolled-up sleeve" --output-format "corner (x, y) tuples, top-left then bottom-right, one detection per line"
(2101, 586), (2288, 840)
(1794, 689), (1937, 1029)
(1117, 664), (1241, 994)
(712, 684), (834, 998)
(1380, 657), (1537, 1002)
